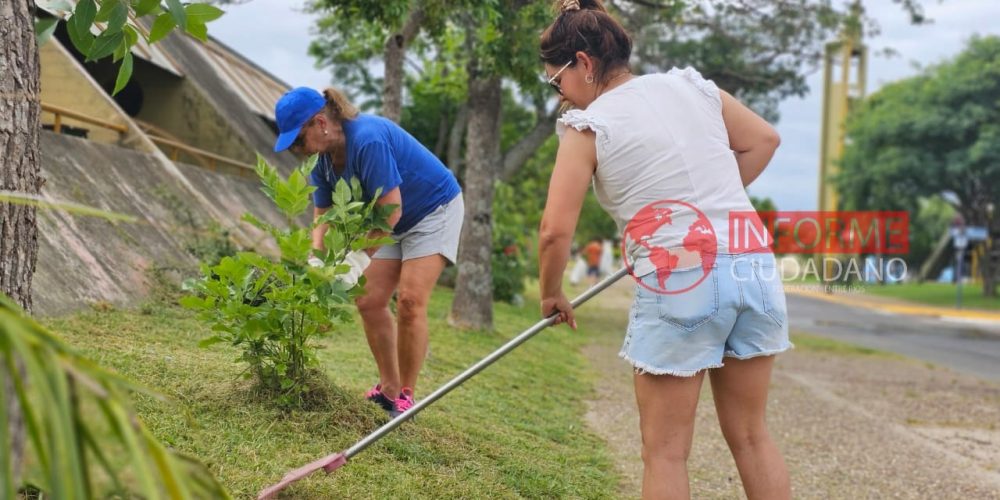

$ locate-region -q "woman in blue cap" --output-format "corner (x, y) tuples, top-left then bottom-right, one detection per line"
(273, 86), (463, 418)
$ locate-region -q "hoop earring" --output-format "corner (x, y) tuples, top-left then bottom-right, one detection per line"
(585, 74), (594, 85)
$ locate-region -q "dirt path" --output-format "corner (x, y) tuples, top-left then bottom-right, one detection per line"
(575, 278), (1000, 499)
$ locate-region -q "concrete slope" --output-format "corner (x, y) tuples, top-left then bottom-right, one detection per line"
(33, 131), (287, 316)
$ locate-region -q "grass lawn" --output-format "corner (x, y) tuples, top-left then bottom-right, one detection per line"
(858, 282), (1000, 311)
(789, 331), (900, 359)
(43, 288), (619, 499)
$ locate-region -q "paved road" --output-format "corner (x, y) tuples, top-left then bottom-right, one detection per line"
(787, 293), (1000, 382)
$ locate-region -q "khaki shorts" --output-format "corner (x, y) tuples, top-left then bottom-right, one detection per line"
(373, 194), (464, 264)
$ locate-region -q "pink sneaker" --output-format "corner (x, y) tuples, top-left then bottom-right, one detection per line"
(390, 387), (415, 418)
(364, 383), (382, 401)
(365, 383), (395, 413)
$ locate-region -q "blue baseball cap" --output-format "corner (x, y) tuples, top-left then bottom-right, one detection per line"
(273, 87), (326, 152)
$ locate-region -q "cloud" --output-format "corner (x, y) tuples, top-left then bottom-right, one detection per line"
(208, 0), (1000, 212)
(761, 0), (1000, 211)
(211, 0), (330, 90)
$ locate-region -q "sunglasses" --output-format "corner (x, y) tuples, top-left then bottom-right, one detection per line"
(546, 61), (573, 96)
(291, 119), (313, 151)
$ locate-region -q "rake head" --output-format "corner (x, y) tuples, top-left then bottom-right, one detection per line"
(256, 451), (347, 499)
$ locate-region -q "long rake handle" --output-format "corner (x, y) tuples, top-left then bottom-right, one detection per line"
(345, 267), (630, 459)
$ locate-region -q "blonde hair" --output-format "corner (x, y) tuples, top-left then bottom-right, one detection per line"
(321, 87), (359, 121)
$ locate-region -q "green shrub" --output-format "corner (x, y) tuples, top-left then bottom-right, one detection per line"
(181, 155), (394, 408)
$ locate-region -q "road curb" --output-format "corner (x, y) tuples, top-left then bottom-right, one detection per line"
(786, 288), (1000, 324)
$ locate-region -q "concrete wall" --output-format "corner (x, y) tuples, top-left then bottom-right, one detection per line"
(153, 31), (297, 171)
(31, 22), (307, 316)
(132, 59), (259, 166)
(33, 131), (288, 316)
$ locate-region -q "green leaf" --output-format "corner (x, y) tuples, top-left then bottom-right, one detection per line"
(198, 336), (225, 348)
(113, 38), (129, 62)
(112, 52), (133, 95)
(34, 18), (59, 47)
(278, 229), (313, 264)
(114, 25), (139, 62)
(0, 352), (12, 500)
(166, 0), (187, 29)
(255, 154), (280, 201)
(132, 0), (161, 17)
(302, 155), (319, 177)
(0, 191), (137, 222)
(333, 179), (352, 208)
(94, 0), (117, 22)
(106, 1), (129, 34)
(148, 13), (177, 44)
(184, 3), (225, 24)
(186, 21), (208, 42)
(71, 0), (98, 33)
(178, 295), (209, 311)
(67, 0), (98, 54)
(85, 30), (124, 62)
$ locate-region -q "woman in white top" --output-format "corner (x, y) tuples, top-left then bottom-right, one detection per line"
(537, 1), (792, 498)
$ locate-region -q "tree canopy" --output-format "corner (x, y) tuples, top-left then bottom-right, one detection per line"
(837, 36), (1000, 294)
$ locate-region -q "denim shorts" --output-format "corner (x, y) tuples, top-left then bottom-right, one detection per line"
(620, 252), (792, 376)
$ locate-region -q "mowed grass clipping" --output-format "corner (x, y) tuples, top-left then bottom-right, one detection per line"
(43, 288), (618, 499)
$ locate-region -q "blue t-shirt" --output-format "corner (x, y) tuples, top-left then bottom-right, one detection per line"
(310, 114), (461, 234)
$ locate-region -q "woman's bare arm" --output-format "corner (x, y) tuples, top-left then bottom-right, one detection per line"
(720, 90), (781, 187)
(538, 127), (598, 328)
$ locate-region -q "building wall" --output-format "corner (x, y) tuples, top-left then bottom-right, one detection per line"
(39, 40), (135, 146)
(132, 60), (258, 167)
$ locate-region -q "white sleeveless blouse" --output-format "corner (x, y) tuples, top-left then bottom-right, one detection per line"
(556, 67), (759, 276)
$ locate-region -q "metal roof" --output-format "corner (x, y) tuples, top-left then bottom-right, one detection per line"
(201, 39), (289, 121)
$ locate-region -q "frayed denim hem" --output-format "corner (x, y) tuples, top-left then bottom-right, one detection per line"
(617, 350), (723, 377)
(723, 343), (794, 360)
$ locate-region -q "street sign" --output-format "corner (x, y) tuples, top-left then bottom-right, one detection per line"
(965, 226), (989, 242)
(950, 226), (989, 242)
(954, 234), (968, 249)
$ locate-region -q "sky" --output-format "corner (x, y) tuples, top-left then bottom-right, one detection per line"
(210, 0), (1000, 211)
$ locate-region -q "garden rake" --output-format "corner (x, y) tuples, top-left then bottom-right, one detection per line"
(257, 267), (629, 499)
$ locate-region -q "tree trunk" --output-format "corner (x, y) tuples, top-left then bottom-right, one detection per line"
(446, 102), (468, 176)
(449, 75), (501, 330)
(499, 109), (556, 182)
(1, 0), (42, 487)
(433, 112), (449, 159)
(381, 3), (425, 123)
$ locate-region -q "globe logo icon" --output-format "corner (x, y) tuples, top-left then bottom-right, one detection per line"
(620, 200), (718, 295)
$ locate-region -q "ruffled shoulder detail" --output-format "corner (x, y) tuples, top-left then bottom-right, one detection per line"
(666, 66), (721, 106)
(556, 109), (611, 152)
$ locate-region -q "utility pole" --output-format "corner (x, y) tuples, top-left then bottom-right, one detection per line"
(817, 1), (868, 289)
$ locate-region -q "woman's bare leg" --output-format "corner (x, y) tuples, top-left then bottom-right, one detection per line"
(355, 258), (402, 397)
(634, 371), (705, 500)
(709, 356), (790, 500)
(395, 254), (447, 393)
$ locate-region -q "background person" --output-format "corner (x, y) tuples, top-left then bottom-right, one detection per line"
(536, 1), (791, 498)
(584, 237), (603, 284)
(273, 86), (463, 418)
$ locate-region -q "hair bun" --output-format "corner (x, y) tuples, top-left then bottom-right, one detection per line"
(561, 0), (581, 12)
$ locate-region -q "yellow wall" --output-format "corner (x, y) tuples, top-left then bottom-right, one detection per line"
(39, 39), (132, 146)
